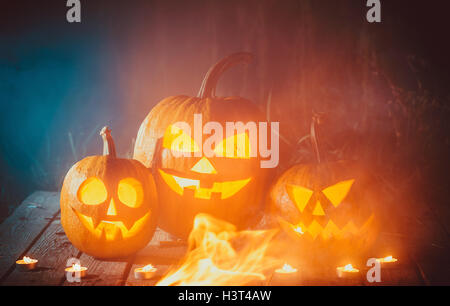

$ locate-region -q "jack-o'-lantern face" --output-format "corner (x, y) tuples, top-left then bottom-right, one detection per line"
(270, 161), (379, 259)
(61, 127), (158, 259)
(283, 179), (375, 240)
(73, 176), (150, 241)
(158, 124), (253, 200)
(152, 121), (265, 239)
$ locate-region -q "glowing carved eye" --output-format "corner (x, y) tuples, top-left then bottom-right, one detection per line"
(286, 184), (313, 212)
(118, 178), (144, 208)
(163, 125), (199, 153)
(78, 177), (107, 205)
(213, 132), (251, 158)
(322, 179), (355, 207)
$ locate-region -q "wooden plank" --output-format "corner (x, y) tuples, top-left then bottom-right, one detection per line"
(133, 227), (187, 265)
(63, 253), (130, 286)
(362, 262), (424, 286)
(2, 216), (80, 285)
(124, 228), (185, 286)
(1, 190), (445, 285)
(0, 191), (60, 281)
(403, 200), (450, 285)
(411, 248), (450, 285)
(134, 245), (186, 265)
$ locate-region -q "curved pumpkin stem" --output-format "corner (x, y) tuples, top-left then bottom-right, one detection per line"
(310, 114), (321, 164)
(100, 126), (117, 157)
(197, 52), (254, 99)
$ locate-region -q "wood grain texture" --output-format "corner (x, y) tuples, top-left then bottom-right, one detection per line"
(63, 253), (130, 286)
(0, 191), (60, 280)
(2, 217), (80, 285)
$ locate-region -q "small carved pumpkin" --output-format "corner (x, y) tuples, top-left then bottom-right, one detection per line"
(270, 118), (379, 262)
(61, 127), (158, 258)
(133, 53), (268, 239)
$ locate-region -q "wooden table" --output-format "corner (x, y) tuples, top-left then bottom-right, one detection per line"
(0, 191), (448, 286)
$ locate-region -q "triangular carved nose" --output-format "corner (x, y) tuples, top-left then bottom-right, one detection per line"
(191, 157), (217, 174)
(312, 200), (325, 216)
(107, 198), (118, 216)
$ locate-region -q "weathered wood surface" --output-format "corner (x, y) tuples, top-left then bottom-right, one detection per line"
(2, 217), (79, 286)
(63, 254), (130, 286)
(0, 192), (60, 282)
(0, 191), (448, 286)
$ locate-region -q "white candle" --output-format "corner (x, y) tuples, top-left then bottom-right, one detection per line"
(272, 263), (299, 284)
(336, 264), (360, 278)
(376, 255), (398, 268)
(65, 263), (87, 278)
(275, 263), (298, 274)
(134, 264), (157, 280)
(16, 256), (38, 271)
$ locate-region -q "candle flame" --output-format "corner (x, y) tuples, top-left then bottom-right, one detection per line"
(73, 263), (82, 271)
(293, 226), (304, 235)
(276, 263), (298, 274)
(23, 256), (34, 264)
(338, 264), (359, 272)
(343, 264), (353, 271)
(378, 255), (397, 263)
(142, 264), (156, 272)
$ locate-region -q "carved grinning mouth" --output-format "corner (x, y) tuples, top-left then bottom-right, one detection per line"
(74, 209), (150, 241)
(158, 169), (251, 200)
(280, 215), (375, 240)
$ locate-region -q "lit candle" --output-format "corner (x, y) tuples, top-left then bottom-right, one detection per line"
(16, 256), (38, 271)
(134, 264), (157, 280)
(275, 263), (298, 274)
(336, 264), (360, 279)
(376, 255), (398, 267)
(65, 263), (87, 278)
(293, 226), (304, 235)
(272, 263), (299, 284)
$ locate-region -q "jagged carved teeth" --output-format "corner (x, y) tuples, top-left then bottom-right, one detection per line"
(287, 214), (375, 240)
(158, 169), (251, 200)
(74, 210), (150, 240)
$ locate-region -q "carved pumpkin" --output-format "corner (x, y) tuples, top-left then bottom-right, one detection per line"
(133, 52), (268, 239)
(270, 118), (379, 262)
(61, 127), (158, 258)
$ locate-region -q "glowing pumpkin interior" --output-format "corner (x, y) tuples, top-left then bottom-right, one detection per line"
(284, 179), (375, 240)
(158, 125), (253, 200)
(74, 177), (150, 241)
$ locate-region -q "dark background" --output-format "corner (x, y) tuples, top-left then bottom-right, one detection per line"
(0, 0), (449, 222)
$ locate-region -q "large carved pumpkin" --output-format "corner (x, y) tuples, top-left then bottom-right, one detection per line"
(133, 53), (268, 239)
(61, 127), (158, 258)
(270, 118), (380, 263)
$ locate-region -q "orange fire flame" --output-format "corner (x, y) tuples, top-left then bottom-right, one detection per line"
(156, 214), (283, 286)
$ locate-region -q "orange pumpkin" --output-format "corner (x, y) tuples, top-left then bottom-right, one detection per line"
(133, 53), (269, 239)
(61, 127), (158, 258)
(270, 118), (380, 263)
